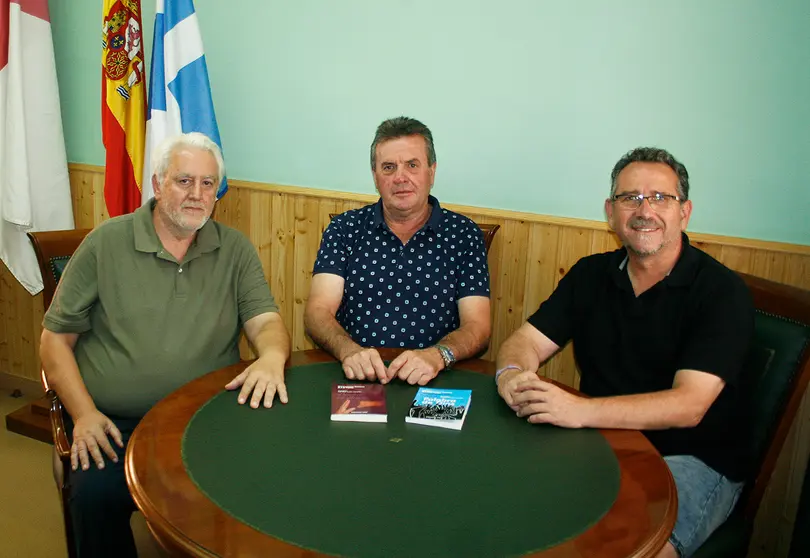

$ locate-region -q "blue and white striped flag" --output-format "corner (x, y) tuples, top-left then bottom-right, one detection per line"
(142, 0), (226, 202)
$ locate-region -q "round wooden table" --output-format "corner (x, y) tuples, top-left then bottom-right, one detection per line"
(126, 350), (676, 557)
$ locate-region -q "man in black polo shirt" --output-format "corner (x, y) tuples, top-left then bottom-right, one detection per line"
(305, 117), (491, 386)
(495, 147), (753, 558)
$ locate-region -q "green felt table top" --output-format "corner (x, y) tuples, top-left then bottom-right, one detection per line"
(182, 362), (620, 558)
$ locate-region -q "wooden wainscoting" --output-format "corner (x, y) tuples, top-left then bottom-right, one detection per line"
(1, 162), (808, 558)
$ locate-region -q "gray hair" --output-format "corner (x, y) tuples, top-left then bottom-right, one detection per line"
(370, 116), (436, 170)
(610, 147), (690, 201)
(151, 132), (225, 185)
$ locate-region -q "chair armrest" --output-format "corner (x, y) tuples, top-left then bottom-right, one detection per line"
(41, 369), (71, 460)
(47, 389), (72, 460)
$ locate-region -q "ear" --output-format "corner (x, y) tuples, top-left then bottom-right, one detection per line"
(372, 169), (381, 194)
(679, 199), (693, 231)
(605, 198), (616, 230)
(428, 162), (437, 187)
(152, 175), (162, 200)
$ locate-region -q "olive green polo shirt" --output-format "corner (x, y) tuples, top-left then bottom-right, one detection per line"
(43, 201), (279, 418)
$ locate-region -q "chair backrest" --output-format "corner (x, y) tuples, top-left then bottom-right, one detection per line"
(27, 229), (92, 310)
(327, 213), (500, 254)
(736, 272), (810, 520)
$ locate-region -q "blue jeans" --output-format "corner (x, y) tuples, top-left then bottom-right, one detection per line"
(665, 455), (743, 557)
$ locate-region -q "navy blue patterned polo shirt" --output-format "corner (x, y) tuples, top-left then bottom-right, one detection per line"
(312, 196), (490, 349)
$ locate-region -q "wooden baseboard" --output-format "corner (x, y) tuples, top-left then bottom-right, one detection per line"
(0, 372), (41, 396)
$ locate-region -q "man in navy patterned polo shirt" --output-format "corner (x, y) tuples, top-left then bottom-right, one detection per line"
(305, 117), (491, 386)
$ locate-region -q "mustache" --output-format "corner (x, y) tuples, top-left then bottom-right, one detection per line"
(628, 217), (660, 229)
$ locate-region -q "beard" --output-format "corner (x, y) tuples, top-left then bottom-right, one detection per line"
(623, 216), (670, 257)
(163, 203), (210, 234)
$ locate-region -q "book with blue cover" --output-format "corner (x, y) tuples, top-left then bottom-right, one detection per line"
(405, 388), (472, 430)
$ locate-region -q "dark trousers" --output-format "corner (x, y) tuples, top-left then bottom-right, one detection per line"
(65, 415), (142, 558)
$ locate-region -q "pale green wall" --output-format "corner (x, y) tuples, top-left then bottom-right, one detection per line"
(49, 1), (809, 245)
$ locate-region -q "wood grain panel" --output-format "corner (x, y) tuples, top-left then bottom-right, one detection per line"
(1, 163), (808, 558)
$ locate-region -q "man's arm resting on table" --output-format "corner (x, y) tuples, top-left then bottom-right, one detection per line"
(388, 295), (491, 384)
(434, 295), (491, 362)
(304, 273), (387, 382)
(510, 365), (725, 430)
(226, 312), (291, 408)
(39, 328), (123, 470)
(495, 323), (726, 430)
(494, 322), (561, 408)
(574, 370), (725, 430)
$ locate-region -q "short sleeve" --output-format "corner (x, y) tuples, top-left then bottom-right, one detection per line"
(313, 218), (348, 277)
(456, 222), (490, 299)
(675, 273), (754, 385)
(527, 258), (588, 347)
(236, 236), (279, 324)
(43, 233), (99, 334)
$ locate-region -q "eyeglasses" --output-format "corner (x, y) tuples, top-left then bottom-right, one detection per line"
(611, 192), (681, 211)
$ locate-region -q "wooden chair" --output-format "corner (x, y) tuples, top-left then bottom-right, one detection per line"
(694, 273), (810, 557)
(27, 228), (92, 558)
(327, 212), (500, 254)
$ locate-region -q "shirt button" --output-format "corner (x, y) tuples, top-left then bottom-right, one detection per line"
(178, 268), (183, 273)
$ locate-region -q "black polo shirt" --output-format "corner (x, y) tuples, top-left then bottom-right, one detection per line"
(528, 234), (754, 481)
(313, 196), (490, 349)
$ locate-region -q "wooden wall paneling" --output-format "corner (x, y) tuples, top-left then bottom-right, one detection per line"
(69, 167), (97, 229)
(782, 254), (810, 290)
(292, 197), (322, 351)
(750, 249), (787, 285)
(692, 240), (722, 262)
(473, 217), (507, 360)
(270, 193), (295, 336)
(96, 170), (110, 225)
(719, 245), (756, 275)
(523, 223), (562, 316)
(487, 219), (530, 364)
(0, 262), (40, 382)
(249, 190), (275, 286)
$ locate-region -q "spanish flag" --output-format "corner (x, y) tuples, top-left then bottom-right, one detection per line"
(101, 0), (145, 217)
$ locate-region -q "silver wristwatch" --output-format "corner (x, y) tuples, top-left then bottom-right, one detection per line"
(435, 344), (456, 370)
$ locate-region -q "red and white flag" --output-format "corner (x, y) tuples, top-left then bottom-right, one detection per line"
(0, 0), (74, 295)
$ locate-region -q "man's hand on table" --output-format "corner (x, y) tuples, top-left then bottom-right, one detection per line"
(340, 347), (388, 383)
(339, 347), (443, 385)
(70, 409), (124, 471)
(226, 356), (288, 408)
(499, 370), (588, 428)
(387, 348), (444, 386)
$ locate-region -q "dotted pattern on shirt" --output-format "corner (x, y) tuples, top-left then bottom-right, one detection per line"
(312, 198), (490, 349)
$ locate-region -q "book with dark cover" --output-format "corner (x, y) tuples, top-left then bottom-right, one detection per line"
(405, 388), (472, 430)
(330, 383), (388, 423)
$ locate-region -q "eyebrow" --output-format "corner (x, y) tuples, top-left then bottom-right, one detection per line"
(173, 173), (217, 179)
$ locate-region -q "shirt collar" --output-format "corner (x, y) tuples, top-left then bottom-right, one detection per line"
(664, 233), (699, 286)
(612, 232), (697, 289)
(134, 198), (221, 258)
(371, 195), (444, 231)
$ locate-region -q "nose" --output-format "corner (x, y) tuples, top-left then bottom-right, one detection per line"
(392, 166), (408, 184)
(188, 180), (203, 199)
(635, 197), (656, 217)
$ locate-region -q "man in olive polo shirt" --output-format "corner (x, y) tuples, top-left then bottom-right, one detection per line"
(39, 132), (290, 558)
(495, 147), (754, 558)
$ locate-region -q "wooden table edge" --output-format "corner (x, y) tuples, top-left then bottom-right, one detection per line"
(125, 349), (677, 557)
